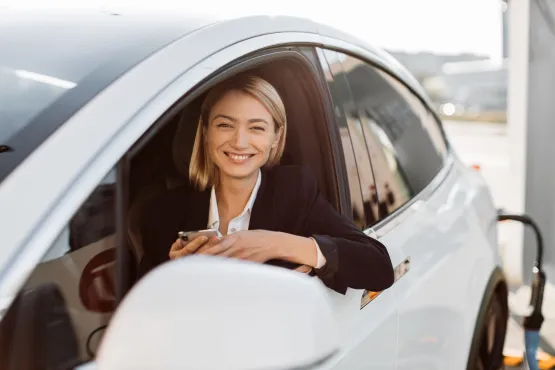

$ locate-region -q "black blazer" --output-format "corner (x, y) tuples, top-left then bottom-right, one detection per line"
(138, 165), (394, 294)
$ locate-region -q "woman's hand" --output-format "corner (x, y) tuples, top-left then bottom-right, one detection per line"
(168, 235), (211, 260)
(196, 230), (318, 267)
(294, 265), (313, 274)
(196, 230), (279, 263)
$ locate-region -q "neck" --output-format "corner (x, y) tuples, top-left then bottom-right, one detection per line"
(216, 171), (259, 217)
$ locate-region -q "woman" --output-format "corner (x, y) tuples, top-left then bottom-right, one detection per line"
(139, 74), (394, 294)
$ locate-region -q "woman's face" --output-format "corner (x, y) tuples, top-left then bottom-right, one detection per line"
(206, 90), (282, 182)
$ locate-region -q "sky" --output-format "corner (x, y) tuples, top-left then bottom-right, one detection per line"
(0, 0), (504, 60)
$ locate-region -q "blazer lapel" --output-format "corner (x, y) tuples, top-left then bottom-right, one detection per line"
(250, 169), (275, 231)
(250, 169), (299, 270)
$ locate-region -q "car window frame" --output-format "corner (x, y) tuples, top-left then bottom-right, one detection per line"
(315, 45), (455, 236)
(314, 48), (382, 229)
(0, 31), (327, 305)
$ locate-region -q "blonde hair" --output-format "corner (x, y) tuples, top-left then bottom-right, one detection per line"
(189, 74), (287, 191)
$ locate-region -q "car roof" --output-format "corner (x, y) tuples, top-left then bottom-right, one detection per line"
(1, 10), (218, 71)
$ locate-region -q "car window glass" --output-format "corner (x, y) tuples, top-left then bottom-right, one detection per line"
(333, 52), (448, 218)
(0, 168), (118, 368)
(320, 50), (379, 228)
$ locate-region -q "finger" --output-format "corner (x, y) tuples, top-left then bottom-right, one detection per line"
(170, 239), (185, 252)
(197, 238), (233, 256)
(171, 236), (209, 259)
(182, 236), (209, 254)
(196, 236), (220, 254)
(217, 244), (243, 258)
(295, 265), (313, 274)
(243, 252), (272, 264)
(169, 239), (186, 259)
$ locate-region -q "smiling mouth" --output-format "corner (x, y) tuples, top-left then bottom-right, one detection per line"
(225, 152), (255, 163)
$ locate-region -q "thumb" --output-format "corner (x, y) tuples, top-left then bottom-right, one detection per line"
(294, 265), (313, 274)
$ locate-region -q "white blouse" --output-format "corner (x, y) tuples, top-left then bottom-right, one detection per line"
(207, 170), (326, 268)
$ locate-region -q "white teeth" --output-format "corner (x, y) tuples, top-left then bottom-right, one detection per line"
(228, 154), (251, 161)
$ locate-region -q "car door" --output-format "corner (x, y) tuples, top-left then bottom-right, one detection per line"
(315, 48), (403, 370)
(330, 50), (496, 369)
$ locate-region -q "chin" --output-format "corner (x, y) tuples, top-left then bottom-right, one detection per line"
(219, 167), (260, 180)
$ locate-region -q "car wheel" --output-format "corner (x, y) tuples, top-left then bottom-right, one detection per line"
(474, 293), (507, 370)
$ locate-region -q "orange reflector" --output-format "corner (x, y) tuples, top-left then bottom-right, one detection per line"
(504, 351), (523, 366)
(471, 164), (481, 171)
(503, 350), (555, 369)
(538, 350), (555, 369)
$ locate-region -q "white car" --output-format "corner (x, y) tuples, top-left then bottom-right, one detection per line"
(0, 9), (507, 370)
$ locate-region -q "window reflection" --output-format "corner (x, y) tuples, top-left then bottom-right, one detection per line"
(0, 66), (75, 144)
(334, 52), (448, 218)
(0, 168), (118, 368)
(322, 49), (379, 228)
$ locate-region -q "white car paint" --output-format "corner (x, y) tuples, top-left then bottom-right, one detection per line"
(0, 13), (503, 370)
(96, 256), (339, 370)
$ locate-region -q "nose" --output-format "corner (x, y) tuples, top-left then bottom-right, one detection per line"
(230, 126), (249, 149)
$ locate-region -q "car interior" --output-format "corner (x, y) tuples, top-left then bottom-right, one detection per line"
(126, 55), (341, 272)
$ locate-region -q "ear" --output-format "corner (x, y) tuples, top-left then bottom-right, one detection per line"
(271, 126), (284, 148)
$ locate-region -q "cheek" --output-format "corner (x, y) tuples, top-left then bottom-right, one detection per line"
(205, 130), (227, 152)
(252, 134), (277, 156)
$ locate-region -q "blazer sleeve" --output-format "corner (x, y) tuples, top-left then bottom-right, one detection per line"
(136, 200), (160, 279)
(297, 168), (394, 294)
(135, 189), (183, 279)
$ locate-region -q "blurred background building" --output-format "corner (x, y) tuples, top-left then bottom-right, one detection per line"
(379, 0), (510, 123)
(386, 51), (507, 123)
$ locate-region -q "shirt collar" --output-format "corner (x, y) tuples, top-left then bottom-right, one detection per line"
(208, 169), (262, 230)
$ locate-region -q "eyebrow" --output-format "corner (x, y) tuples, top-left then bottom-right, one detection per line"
(213, 114), (269, 125)
(213, 114), (237, 122)
(247, 118), (269, 125)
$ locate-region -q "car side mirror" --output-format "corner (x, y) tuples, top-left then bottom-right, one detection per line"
(95, 256), (339, 370)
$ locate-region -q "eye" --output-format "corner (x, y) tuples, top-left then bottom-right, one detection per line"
(251, 126), (266, 132)
(216, 122), (233, 128)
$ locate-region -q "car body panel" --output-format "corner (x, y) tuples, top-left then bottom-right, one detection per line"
(381, 160), (499, 369)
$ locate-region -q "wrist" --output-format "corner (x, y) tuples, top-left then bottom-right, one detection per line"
(274, 232), (317, 267)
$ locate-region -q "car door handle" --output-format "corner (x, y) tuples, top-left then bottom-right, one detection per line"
(360, 257), (410, 309)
